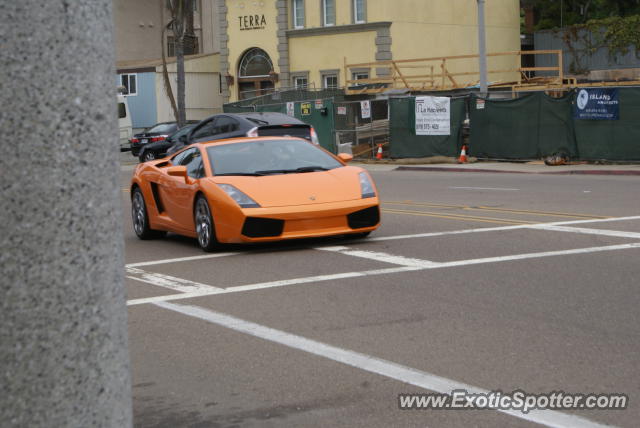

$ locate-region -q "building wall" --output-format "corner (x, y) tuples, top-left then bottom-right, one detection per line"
(117, 72), (158, 129)
(113, 0), (163, 62)
(220, 0), (521, 102)
(114, 0), (217, 62)
(155, 54), (223, 122)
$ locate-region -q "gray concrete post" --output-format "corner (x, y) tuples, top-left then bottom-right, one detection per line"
(0, 1), (132, 427)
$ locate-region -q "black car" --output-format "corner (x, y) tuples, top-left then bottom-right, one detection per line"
(129, 121), (199, 157)
(166, 112), (320, 155)
(137, 124), (197, 162)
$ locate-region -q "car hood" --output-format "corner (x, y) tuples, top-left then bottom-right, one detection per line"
(210, 166), (366, 207)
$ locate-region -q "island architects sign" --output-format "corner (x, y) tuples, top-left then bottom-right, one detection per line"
(239, 14), (267, 30)
(574, 88), (619, 120)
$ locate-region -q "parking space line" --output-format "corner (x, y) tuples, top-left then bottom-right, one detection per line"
(317, 246), (439, 268)
(127, 266), (421, 306)
(154, 302), (613, 428)
(126, 252), (241, 268)
(368, 215), (640, 243)
(127, 242), (640, 306)
(126, 267), (221, 293)
(529, 225), (640, 240)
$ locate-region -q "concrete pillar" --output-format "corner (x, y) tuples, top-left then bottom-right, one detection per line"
(0, 1), (132, 427)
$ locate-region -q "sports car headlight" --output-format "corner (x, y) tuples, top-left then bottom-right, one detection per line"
(218, 184), (260, 208)
(359, 172), (376, 198)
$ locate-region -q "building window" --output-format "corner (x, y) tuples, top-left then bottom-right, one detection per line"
(353, 71), (369, 81)
(120, 73), (137, 96)
(293, 76), (308, 89)
(323, 74), (338, 89)
(322, 0), (335, 26)
(239, 48), (274, 77)
(353, 0), (365, 23)
(292, 0), (305, 29)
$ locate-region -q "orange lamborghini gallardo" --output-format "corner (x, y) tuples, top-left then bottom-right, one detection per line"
(130, 137), (380, 251)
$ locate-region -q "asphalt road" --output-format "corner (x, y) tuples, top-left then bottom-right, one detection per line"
(122, 165), (640, 428)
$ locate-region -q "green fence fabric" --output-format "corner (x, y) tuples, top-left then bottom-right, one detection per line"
(470, 92), (578, 159)
(470, 89), (639, 161)
(538, 93), (578, 157)
(389, 97), (465, 158)
(470, 93), (541, 159)
(574, 88), (640, 160)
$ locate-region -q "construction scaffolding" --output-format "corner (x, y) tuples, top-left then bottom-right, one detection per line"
(344, 50), (640, 95)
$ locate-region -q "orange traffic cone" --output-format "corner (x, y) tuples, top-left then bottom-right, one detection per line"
(458, 144), (468, 163)
(376, 144), (383, 160)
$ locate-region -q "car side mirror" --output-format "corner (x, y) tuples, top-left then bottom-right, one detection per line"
(167, 165), (188, 178)
(337, 153), (353, 163)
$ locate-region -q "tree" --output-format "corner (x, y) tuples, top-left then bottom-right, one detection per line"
(521, 0), (640, 30)
(162, 0), (196, 127)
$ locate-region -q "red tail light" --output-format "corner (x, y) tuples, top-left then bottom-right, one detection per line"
(150, 135), (168, 142)
(131, 138), (140, 143)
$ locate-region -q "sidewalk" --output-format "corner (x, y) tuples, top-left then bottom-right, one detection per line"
(356, 159), (640, 176)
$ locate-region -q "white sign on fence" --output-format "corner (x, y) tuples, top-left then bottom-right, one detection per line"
(415, 96), (450, 136)
(286, 102), (295, 117)
(361, 100), (371, 119)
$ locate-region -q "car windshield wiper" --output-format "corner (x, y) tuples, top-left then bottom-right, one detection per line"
(215, 172), (266, 176)
(254, 166), (330, 175)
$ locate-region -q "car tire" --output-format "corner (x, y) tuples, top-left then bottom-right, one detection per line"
(194, 195), (219, 252)
(140, 151), (156, 163)
(131, 187), (166, 240)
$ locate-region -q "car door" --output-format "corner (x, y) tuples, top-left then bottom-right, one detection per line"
(159, 147), (204, 232)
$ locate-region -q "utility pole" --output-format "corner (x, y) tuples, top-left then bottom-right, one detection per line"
(477, 0), (488, 97)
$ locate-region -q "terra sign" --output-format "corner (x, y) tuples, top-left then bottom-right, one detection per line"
(239, 14), (267, 30)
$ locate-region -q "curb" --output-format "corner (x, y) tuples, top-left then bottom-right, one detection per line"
(395, 166), (640, 176)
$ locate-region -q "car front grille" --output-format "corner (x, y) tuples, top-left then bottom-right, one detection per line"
(241, 217), (285, 238)
(347, 206), (380, 229)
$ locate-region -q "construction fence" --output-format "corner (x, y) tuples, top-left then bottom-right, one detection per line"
(223, 87), (640, 161)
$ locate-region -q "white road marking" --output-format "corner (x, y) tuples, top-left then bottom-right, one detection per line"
(530, 225), (640, 240)
(154, 302), (614, 428)
(126, 267), (220, 293)
(126, 252), (241, 268)
(127, 243), (640, 306)
(450, 186), (520, 191)
(317, 246), (439, 268)
(127, 266), (421, 306)
(122, 216), (640, 268)
(368, 215), (640, 242)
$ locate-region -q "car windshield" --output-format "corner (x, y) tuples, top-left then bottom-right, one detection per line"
(146, 123), (176, 134)
(207, 139), (343, 176)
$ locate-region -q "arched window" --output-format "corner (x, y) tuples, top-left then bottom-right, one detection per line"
(238, 48), (273, 78)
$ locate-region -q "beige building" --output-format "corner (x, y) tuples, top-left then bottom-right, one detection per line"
(113, 1), (223, 128)
(218, 0), (521, 102)
(113, 0), (220, 62)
